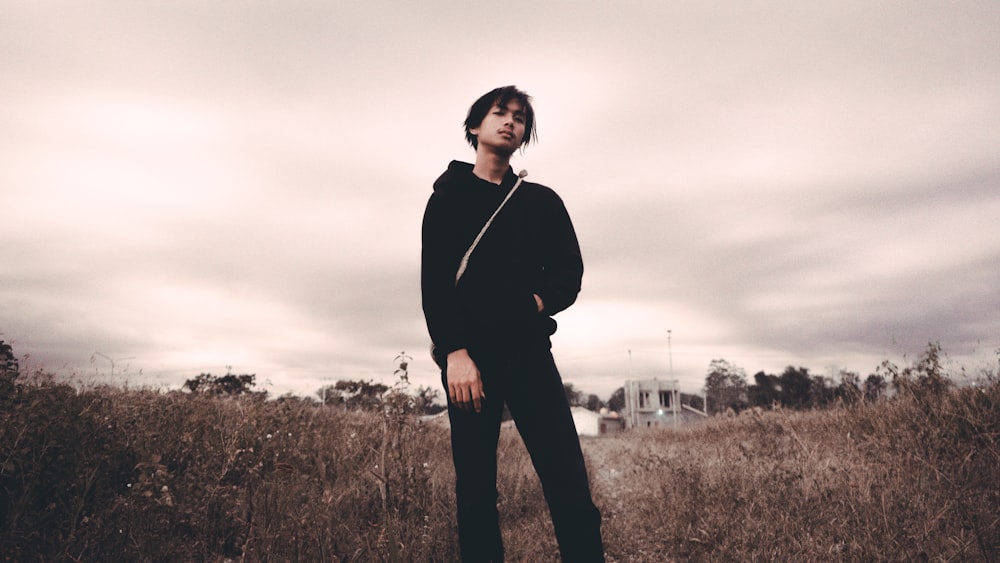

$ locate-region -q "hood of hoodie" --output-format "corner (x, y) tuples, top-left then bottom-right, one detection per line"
(432, 160), (518, 193)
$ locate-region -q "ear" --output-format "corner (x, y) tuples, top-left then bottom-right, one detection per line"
(469, 126), (479, 136)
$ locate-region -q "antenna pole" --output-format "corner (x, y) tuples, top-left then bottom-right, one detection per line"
(667, 330), (673, 378)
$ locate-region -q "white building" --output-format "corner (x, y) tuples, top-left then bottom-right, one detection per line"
(624, 379), (681, 429)
(571, 407), (601, 436)
(571, 407), (626, 436)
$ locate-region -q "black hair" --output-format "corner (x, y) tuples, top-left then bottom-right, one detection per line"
(464, 85), (537, 149)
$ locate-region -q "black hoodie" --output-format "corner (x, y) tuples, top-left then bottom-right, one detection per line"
(421, 161), (583, 363)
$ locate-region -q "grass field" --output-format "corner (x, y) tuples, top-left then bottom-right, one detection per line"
(1, 368), (997, 561)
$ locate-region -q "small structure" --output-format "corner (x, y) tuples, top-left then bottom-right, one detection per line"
(571, 407), (626, 436)
(624, 378), (682, 429)
(598, 409), (626, 435)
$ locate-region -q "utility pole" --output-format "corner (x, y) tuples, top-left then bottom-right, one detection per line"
(667, 330), (673, 378)
(668, 330), (678, 427)
(626, 349), (634, 429)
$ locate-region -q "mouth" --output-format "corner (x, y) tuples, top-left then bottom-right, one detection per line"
(498, 130), (514, 139)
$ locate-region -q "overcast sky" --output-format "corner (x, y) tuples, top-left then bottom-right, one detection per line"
(2, 1), (998, 400)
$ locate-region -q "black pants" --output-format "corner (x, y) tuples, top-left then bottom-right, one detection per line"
(443, 346), (605, 562)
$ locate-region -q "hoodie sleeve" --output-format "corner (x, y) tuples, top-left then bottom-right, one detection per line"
(420, 190), (467, 359)
(534, 191), (584, 316)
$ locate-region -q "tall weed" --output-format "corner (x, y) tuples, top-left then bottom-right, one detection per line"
(1, 371), (997, 561)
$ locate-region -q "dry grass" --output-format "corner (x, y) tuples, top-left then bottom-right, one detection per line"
(589, 385), (999, 562)
(1, 374), (997, 561)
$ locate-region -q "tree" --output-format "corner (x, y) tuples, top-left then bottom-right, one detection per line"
(748, 371), (780, 407)
(317, 384), (347, 407)
(1, 340), (17, 376)
(1, 340), (19, 398)
(809, 375), (836, 408)
(318, 378), (443, 415)
(863, 373), (886, 402)
(563, 382), (585, 407)
(329, 379), (390, 411)
(413, 385), (445, 415)
(559, 383), (604, 411)
(836, 370), (863, 404)
(607, 387), (625, 413)
(703, 359), (748, 414)
(681, 392), (705, 412)
(778, 366), (812, 409)
(584, 394), (604, 412)
(183, 371), (259, 397)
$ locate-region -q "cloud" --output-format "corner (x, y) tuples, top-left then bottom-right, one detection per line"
(2, 0), (998, 400)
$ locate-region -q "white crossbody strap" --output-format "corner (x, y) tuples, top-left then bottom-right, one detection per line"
(454, 169), (528, 285)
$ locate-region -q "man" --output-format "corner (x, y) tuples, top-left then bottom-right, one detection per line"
(421, 85), (605, 562)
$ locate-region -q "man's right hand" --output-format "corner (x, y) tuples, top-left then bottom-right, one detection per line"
(446, 348), (484, 413)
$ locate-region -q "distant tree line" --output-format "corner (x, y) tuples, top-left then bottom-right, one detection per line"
(702, 342), (954, 415)
(1, 338), (959, 419)
(563, 382), (605, 411)
(315, 379), (444, 415)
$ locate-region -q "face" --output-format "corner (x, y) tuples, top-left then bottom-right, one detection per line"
(470, 100), (526, 154)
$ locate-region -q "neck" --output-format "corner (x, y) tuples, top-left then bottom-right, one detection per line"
(472, 148), (512, 185)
